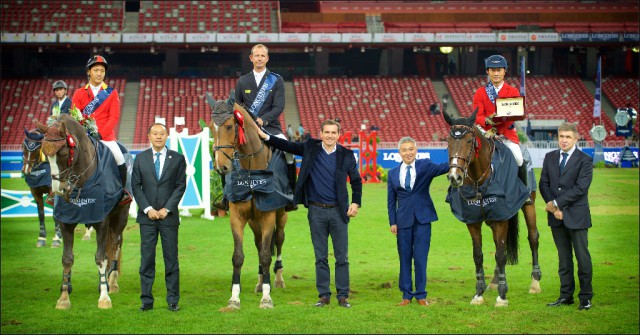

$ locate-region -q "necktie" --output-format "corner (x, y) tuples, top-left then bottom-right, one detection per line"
(559, 152), (568, 174)
(405, 165), (412, 192)
(155, 152), (161, 180)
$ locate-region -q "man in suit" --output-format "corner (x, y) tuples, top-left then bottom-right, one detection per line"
(214, 43), (296, 212)
(539, 122), (594, 311)
(255, 119), (362, 308)
(50, 80), (71, 115)
(473, 55), (529, 193)
(131, 123), (187, 312)
(387, 137), (449, 306)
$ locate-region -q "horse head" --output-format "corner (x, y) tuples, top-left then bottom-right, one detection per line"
(22, 127), (45, 175)
(206, 90), (266, 175)
(443, 108), (485, 187)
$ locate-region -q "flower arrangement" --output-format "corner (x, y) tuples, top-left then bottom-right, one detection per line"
(377, 166), (388, 182)
(49, 105), (100, 139)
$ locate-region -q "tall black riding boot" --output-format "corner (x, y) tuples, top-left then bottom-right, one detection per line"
(213, 175), (229, 211)
(518, 164), (532, 205)
(118, 164), (132, 206)
(284, 162), (298, 212)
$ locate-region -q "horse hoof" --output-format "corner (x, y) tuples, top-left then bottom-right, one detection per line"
(109, 285), (120, 294)
(495, 297), (508, 307)
(227, 301), (240, 310)
(529, 279), (541, 294)
(470, 295), (485, 305)
(36, 238), (46, 248)
(274, 280), (286, 289)
(254, 285), (263, 293)
(488, 283), (498, 290)
(98, 300), (112, 309)
(55, 300), (71, 310)
(51, 240), (62, 248)
(260, 299), (273, 309)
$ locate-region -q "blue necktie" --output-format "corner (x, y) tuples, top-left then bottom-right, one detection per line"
(155, 152), (161, 180)
(559, 152), (568, 174)
(405, 165), (412, 192)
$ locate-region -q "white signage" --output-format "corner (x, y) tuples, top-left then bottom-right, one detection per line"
(26, 33), (57, 43)
(404, 33), (435, 43)
(434, 33), (467, 43)
(186, 33), (216, 43)
(341, 33), (372, 43)
(373, 33), (405, 43)
(91, 33), (121, 43)
(249, 33), (279, 43)
(466, 33), (497, 43)
(310, 33), (341, 43)
(278, 33), (309, 43)
(497, 32), (529, 42)
(154, 33), (184, 43)
(1, 33), (25, 43)
(58, 33), (90, 43)
(122, 33), (153, 43)
(529, 32), (559, 42)
(217, 33), (247, 43)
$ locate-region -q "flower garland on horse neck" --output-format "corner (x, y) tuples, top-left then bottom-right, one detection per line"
(48, 105), (100, 140)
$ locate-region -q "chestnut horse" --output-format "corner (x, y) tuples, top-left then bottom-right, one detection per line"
(22, 128), (61, 248)
(36, 113), (129, 309)
(207, 91), (288, 309)
(444, 109), (541, 307)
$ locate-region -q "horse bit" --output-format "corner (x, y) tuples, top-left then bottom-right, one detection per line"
(45, 130), (97, 199)
(212, 112), (265, 171)
(449, 124), (495, 201)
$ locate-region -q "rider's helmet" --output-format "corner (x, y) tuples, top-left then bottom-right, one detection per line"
(485, 54), (508, 71)
(85, 55), (108, 71)
(52, 80), (68, 91)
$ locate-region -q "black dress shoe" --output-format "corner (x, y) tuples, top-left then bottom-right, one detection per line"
(139, 303), (153, 311)
(314, 296), (330, 307)
(547, 297), (574, 307)
(578, 299), (592, 310)
(338, 297), (351, 308)
(168, 304), (180, 312)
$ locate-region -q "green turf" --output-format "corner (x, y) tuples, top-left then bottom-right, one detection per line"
(1, 168), (638, 334)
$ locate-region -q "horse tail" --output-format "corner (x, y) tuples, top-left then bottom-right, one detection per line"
(505, 213), (519, 265)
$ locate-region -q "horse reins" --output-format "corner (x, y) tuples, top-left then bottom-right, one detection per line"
(449, 124), (495, 202)
(45, 132), (97, 198)
(212, 111), (266, 170)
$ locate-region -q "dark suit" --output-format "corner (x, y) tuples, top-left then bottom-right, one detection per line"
(539, 147), (593, 301)
(387, 159), (449, 301)
(50, 97), (71, 115)
(235, 69), (285, 135)
(265, 135), (362, 300)
(131, 148), (187, 306)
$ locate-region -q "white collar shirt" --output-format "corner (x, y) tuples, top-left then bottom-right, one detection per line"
(253, 69), (266, 87)
(399, 160), (416, 190)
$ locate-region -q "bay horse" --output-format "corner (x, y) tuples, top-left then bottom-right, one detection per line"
(207, 91), (288, 309)
(22, 128), (61, 248)
(443, 109), (541, 307)
(36, 113), (129, 309)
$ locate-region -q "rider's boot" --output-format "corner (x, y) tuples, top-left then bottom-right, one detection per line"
(118, 164), (133, 206)
(284, 162), (298, 212)
(518, 164), (533, 205)
(45, 191), (55, 206)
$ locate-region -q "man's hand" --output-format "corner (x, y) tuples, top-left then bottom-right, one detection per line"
(485, 113), (496, 126)
(346, 203), (359, 217)
(147, 209), (160, 220)
(256, 117), (264, 127)
(553, 210), (563, 221)
(545, 201), (557, 213)
(252, 121), (268, 140)
(390, 224), (397, 235)
(158, 208), (168, 219)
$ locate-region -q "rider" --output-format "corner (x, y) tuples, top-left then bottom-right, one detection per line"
(50, 80), (71, 115)
(71, 55), (131, 205)
(472, 54), (529, 194)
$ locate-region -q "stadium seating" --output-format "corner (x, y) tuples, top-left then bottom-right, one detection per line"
(443, 75), (624, 141)
(0, 1), (123, 33)
(1, 78), (126, 145)
(134, 77), (286, 144)
(602, 76), (639, 112)
(292, 76), (444, 143)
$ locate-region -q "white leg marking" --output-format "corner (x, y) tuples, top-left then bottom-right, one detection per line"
(48, 155), (61, 193)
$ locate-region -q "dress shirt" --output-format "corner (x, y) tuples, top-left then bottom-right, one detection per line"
(143, 147), (168, 215)
(89, 83), (101, 98)
(253, 69), (266, 87)
(398, 161), (416, 191)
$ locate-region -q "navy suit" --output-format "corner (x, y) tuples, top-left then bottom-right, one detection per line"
(50, 97), (71, 115)
(235, 69), (285, 135)
(131, 148), (187, 306)
(387, 159), (448, 300)
(539, 148), (593, 301)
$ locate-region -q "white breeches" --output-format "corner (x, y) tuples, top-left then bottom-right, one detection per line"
(274, 133), (294, 164)
(498, 136), (523, 166)
(100, 140), (125, 165)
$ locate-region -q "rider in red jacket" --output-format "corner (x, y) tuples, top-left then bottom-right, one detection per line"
(472, 54), (528, 194)
(72, 55), (131, 205)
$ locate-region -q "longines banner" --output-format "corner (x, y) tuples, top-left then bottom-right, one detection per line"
(590, 33), (620, 42)
(560, 33), (590, 42)
(623, 33), (639, 42)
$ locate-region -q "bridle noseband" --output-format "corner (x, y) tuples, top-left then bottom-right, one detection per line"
(448, 124), (495, 200)
(212, 110), (265, 170)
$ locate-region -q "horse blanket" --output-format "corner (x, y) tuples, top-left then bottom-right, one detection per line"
(25, 162), (51, 188)
(446, 140), (529, 224)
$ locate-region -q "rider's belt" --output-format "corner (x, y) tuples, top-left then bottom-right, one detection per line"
(309, 201), (337, 208)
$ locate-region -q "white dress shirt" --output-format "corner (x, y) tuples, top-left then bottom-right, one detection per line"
(398, 161), (416, 191)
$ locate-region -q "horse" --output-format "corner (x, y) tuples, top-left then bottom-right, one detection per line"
(22, 128), (61, 248)
(207, 91), (289, 309)
(35, 113), (129, 309)
(443, 109), (541, 307)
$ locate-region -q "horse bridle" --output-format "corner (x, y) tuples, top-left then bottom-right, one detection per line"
(44, 130), (97, 197)
(212, 112), (265, 169)
(22, 137), (45, 171)
(448, 124), (494, 189)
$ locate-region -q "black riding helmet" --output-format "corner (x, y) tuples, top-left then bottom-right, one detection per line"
(485, 54), (508, 71)
(52, 80), (68, 91)
(86, 55), (108, 71)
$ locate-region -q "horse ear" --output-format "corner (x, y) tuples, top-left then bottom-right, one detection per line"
(226, 89), (235, 108)
(24, 127), (30, 137)
(443, 112), (453, 126)
(205, 93), (216, 109)
(468, 107), (479, 127)
(34, 119), (48, 133)
(59, 120), (67, 137)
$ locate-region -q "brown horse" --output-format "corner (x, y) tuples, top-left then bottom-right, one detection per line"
(207, 91), (288, 309)
(36, 113), (129, 309)
(444, 109), (541, 307)
(22, 128), (61, 248)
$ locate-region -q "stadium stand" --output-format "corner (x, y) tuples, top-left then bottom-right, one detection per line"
(0, 0), (123, 33)
(1, 78), (126, 145)
(293, 76), (444, 143)
(602, 76), (640, 112)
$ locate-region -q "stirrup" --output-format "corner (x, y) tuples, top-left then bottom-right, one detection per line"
(119, 189), (133, 206)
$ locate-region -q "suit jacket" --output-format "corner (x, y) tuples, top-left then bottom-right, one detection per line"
(50, 97), (71, 115)
(235, 69), (285, 135)
(539, 148), (593, 229)
(387, 159), (449, 228)
(473, 82), (520, 143)
(72, 83), (121, 141)
(131, 148), (187, 226)
(265, 136), (362, 222)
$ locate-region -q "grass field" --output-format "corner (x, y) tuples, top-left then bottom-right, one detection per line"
(1, 168), (638, 334)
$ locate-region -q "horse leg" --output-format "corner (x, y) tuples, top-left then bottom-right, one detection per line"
(93, 222), (112, 309)
(33, 188), (47, 247)
(55, 221), (76, 309)
(273, 209), (287, 289)
(467, 223), (486, 305)
(522, 192), (542, 294)
(107, 206), (128, 294)
(228, 211), (246, 309)
(491, 221), (509, 307)
(253, 213), (276, 309)
(51, 219), (62, 248)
